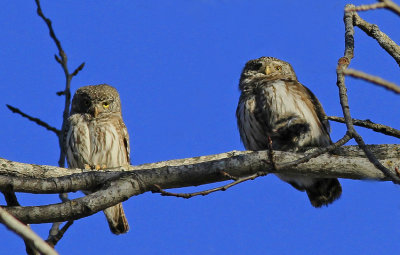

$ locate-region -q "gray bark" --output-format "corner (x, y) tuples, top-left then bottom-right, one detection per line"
(0, 144), (399, 224)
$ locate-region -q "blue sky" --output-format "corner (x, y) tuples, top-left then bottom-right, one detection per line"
(1, 1), (400, 254)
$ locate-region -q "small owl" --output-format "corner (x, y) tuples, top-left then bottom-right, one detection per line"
(236, 57), (341, 207)
(65, 84), (130, 234)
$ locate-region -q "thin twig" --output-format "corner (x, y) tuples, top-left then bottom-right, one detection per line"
(34, 0), (84, 247)
(345, 0), (400, 16)
(0, 206), (58, 255)
(328, 116), (400, 138)
(6, 105), (61, 136)
(35, 0), (65, 64)
(352, 9), (400, 66)
(354, 132), (399, 183)
(2, 188), (20, 207)
(149, 137), (275, 200)
(71, 62), (85, 77)
(151, 170), (266, 199)
(345, 2), (386, 12)
(380, 0), (400, 16)
(283, 133), (352, 169)
(151, 131), (351, 201)
(344, 68), (400, 94)
(46, 221), (74, 248)
(338, 5), (400, 183)
(34, 0), (84, 168)
(46, 193), (72, 247)
(220, 171), (239, 181)
(59, 193), (70, 203)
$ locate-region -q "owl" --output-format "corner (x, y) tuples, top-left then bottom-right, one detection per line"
(236, 57), (342, 207)
(64, 84), (130, 234)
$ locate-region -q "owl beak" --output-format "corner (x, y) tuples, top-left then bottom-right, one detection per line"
(90, 106), (100, 118)
(265, 65), (272, 75)
(94, 107), (99, 118)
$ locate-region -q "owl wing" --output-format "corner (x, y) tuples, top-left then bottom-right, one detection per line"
(64, 114), (91, 169)
(118, 118), (131, 165)
(236, 94), (270, 151)
(301, 84), (331, 136)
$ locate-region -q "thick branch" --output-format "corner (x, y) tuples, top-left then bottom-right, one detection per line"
(0, 145), (400, 223)
(2, 184), (40, 255)
(4, 177), (142, 224)
(1, 145), (399, 190)
(1, 145), (400, 223)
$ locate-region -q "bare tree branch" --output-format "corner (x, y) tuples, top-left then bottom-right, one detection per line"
(0, 144), (399, 224)
(2, 182), (41, 254)
(283, 132), (352, 169)
(46, 221), (73, 248)
(3, 0), (400, 251)
(34, 0), (84, 168)
(46, 193), (73, 248)
(352, 8), (400, 66)
(346, 2), (387, 12)
(6, 105), (60, 136)
(151, 171), (262, 199)
(344, 68), (400, 94)
(335, 5), (400, 183)
(346, 0), (400, 16)
(328, 116), (400, 138)
(0, 206), (58, 255)
(71, 62), (85, 77)
(31, 0), (89, 246)
(379, 0), (400, 16)
(1, 145), (399, 191)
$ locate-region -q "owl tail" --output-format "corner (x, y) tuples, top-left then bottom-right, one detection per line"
(305, 178), (342, 208)
(103, 203), (129, 235)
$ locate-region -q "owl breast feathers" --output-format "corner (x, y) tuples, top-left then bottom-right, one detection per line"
(64, 84), (130, 234)
(66, 113), (130, 169)
(236, 57), (341, 207)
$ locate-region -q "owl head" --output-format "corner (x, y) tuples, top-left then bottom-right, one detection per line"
(70, 84), (122, 117)
(239, 57), (297, 90)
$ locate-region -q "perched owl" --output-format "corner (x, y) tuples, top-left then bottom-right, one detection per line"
(236, 57), (341, 207)
(65, 84), (130, 234)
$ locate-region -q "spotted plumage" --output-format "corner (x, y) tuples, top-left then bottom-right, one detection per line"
(65, 84), (130, 234)
(236, 57), (341, 207)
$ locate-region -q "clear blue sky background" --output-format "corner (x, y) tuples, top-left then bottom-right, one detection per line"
(1, 1), (400, 254)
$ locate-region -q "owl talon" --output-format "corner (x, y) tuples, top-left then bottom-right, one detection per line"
(93, 164), (107, 170)
(84, 164), (91, 170)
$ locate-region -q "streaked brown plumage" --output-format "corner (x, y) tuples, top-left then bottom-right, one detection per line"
(65, 84), (130, 234)
(236, 57), (341, 207)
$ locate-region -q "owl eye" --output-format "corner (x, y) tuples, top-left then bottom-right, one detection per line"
(102, 102), (110, 108)
(275, 66), (282, 71)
